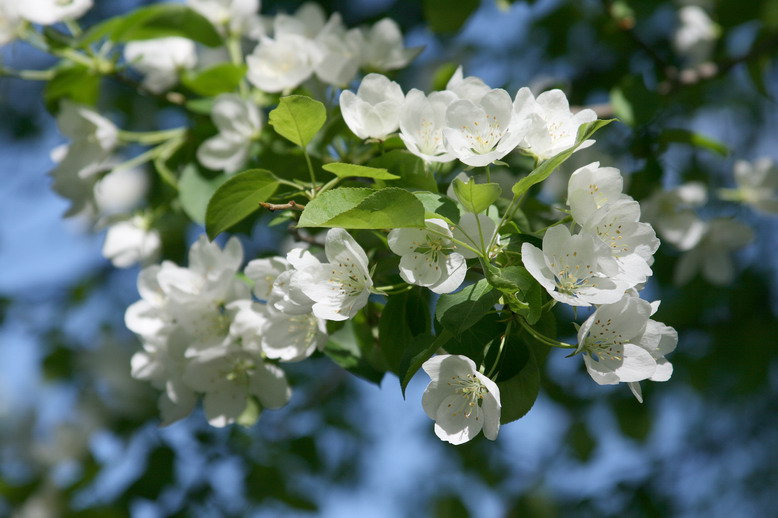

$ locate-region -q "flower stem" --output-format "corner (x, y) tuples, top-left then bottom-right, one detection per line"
(517, 317), (576, 349)
(118, 128), (187, 145)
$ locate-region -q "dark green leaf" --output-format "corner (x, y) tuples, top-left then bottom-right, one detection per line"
(205, 169), (279, 239)
(268, 95), (326, 148)
(369, 150), (438, 192)
(423, 0), (481, 34)
(496, 340), (540, 424)
(399, 331), (451, 395)
(81, 4), (222, 46)
(610, 76), (659, 127)
(486, 264), (534, 293)
(442, 312), (504, 367)
(297, 187), (426, 229)
(324, 319), (385, 385)
(413, 192), (460, 223)
(379, 289), (431, 374)
(659, 128), (729, 156)
(44, 65), (101, 112)
(435, 279), (502, 335)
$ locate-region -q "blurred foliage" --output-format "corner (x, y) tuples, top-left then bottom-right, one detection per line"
(1, 0), (778, 517)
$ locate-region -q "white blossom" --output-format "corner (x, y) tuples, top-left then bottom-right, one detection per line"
(182, 345), (291, 427)
(17, 0), (92, 25)
(244, 256), (289, 301)
(674, 6), (718, 66)
(124, 37), (197, 94)
(444, 66), (492, 103)
(0, 0), (22, 45)
(674, 218), (754, 286)
(265, 248), (318, 315)
(421, 355), (501, 445)
(197, 94), (263, 173)
(522, 225), (627, 306)
(49, 102), (119, 217)
(246, 34), (321, 93)
(641, 182), (708, 251)
(340, 73), (404, 140)
(566, 161), (624, 224)
(313, 23), (363, 86)
(388, 219), (467, 294)
(513, 87), (597, 161)
(297, 228), (373, 321)
(93, 167), (150, 216)
(188, 0), (260, 36)
(102, 216), (161, 269)
(576, 295), (677, 399)
(359, 18), (421, 72)
(728, 158), (778, 214)
(260, 306), (328, 362)
(443, 88), (528, 167)
(273, 2), (328, 39)
(399, 89), (457, 163)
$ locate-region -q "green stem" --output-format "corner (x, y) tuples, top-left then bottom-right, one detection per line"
(226, 35), (249, 97)
(517, 317), (576, 349)
(486, 320), (512, 378)
(485, 164), (491, 182)
(317, 176), (342, 195)
(118, 127), (187, 145)
(0, 68), (55, 81)
(303, 148), (317, 197)
(65, 19), (82, 38)
(425, 227), (482, 258)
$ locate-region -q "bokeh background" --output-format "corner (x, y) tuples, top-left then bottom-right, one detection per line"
(2, 0), (777, 516)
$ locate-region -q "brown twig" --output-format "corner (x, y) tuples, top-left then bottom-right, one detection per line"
(259, 201), (306, 211)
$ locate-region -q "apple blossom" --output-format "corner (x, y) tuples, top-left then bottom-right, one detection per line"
(444, 66), (492, 103)
(513, 87), (597, 161)
(576, 295), (677, 398)
(102, 216), (162, 269)
(93, 167), (150, 216)
(0, 0), (21, 45)
(246, 34), (321, 93)
(17, 0), (92, 26)
(399, 89), (457, 163)
(566, 161), (625, 224)
(674, 6), (718, 66)
(188, 0), (260, 35)
(359, 18), (421, 72)
(443, 88), (529, 167)
(388, 219), (467, 294)
(197, 94), (263, 173)
(521, 225), (627, 306)
(124, 37), (197, 94)
(297, 228), (373, 321)
(674, 218), (754, 286)
(728, 158), (778, 214)
(421, 355), (501, 445)
(452, 213), (501, 259)
(641, 182), (708, 251)
(260, 306), (328, 362)
(339, 73), (404, 140)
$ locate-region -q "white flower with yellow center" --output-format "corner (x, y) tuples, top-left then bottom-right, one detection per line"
(521, 225), (627, 307)
(421, 355), (501, 445)
(297, 228), (373, 321)
(399, 89), (457, 163)
(443, 88), (528, 167)
(261, 306), (328, 362)
(246, 34), (321, 93)
(513, 87), (597, 161)
(388, 218), (467, 294)
(576, 295), (677, 399)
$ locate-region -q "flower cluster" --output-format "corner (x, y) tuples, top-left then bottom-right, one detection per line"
(340, 68), (597, 166)
(522, 162), (677, 398)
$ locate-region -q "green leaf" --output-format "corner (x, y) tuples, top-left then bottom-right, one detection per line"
(423, 0), (481, 34)
(378, 289), (431, 374)
(368, 150), (438, 192)
(178, 165), (229, 225)
(511, 119), (614, 199)
(413, 192), (460, 223)
(659, 128), (729, 156)
(496, 340), (540, 424)
(486, 264), (534, 294)
(322, 162), (400, 180)
(399, 331), (452, 396)
(435, 279), (502, 335)
(44, 65), (101, 112)
(297, 187), (426, 229)
(324, 318), (385, 385)
(81, 4), (222, 46)
(181, 63), (247, 97)
(205, 169), (279, 239)
(442, 312), (504, 367)
(268, 95), (326, 148)
(452, 177), (502, 213)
